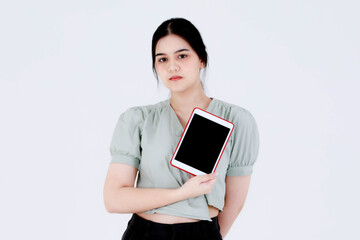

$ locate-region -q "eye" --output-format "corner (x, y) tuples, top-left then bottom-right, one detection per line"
(178, 54), (187, 59)
(158, 57), (167, 63)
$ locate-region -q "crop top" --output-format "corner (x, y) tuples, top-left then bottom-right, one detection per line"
(109, 98), (260, 221)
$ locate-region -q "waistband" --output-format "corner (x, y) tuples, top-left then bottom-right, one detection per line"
(128, 214), (220, 238)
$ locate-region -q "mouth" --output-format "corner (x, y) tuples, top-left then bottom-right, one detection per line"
(169, 75), (182, 81)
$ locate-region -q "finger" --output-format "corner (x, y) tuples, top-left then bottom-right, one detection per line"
(199, 173), (218, 183)
(197, 174), (212, 182)
(207, 172), (218, 179)
(203, 178), (216, 184)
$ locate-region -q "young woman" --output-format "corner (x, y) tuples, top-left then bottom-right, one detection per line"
(104, 18), (260, 240)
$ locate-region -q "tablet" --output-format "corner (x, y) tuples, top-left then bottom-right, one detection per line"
(170, 107), (234, 176)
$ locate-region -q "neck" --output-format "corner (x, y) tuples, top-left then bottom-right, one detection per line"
(170, 87), (211, 113)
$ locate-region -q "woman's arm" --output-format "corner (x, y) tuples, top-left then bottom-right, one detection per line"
(103, 163), (218, 213)
(218, 175), (252, 238)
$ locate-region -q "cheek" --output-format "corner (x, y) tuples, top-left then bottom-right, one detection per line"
(155, 64), (166, 75)
(154, 66), (167, 82)
(183, 59), (201, 72)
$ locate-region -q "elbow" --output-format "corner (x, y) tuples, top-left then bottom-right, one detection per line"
(104, 185), (135, 214)
(237, 204), (244, 214)
(104, 201), (128, 214)
(235, 202), (246, 215)
(104, 195), (130, 214)
(103, 190), (124, 214)
(106, 207), (122, 214)
(104, 197), (117, 213)
(104, 201), (117, 214)
(104, 197), (128, 214)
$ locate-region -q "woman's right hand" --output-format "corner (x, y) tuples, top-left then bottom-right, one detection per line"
(179, 172), (218, 199)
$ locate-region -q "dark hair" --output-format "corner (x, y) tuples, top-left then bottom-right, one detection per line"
(151, 18), (208, 82)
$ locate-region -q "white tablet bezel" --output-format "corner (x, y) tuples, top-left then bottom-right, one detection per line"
(170, 107), (234, 176)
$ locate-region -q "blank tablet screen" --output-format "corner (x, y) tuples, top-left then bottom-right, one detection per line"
(174, 113), (231, 174)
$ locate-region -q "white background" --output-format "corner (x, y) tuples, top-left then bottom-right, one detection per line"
(1, 0), (359, 239)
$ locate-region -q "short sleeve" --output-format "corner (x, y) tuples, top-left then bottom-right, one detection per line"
(109, 107), (144, 168)
(226, 108), (260, 176)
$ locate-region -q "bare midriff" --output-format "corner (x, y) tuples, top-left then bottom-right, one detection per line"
(136, 205), (219, 224)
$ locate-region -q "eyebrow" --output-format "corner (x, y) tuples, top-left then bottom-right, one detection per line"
(155, 48), (190, 57)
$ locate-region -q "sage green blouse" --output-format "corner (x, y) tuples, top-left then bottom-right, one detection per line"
(109, 98), (259, 221)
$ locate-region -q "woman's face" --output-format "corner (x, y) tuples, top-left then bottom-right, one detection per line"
(154, 34), (205, 94)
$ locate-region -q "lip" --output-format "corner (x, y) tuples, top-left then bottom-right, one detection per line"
(169, 75), (182, 81)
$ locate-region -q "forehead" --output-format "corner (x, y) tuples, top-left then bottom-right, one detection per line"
(155, 34), (193, 54)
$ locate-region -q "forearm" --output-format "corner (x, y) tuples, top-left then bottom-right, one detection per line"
(218, 175), (251, 238)
(104, 186), (187, 214)
(218, 204), (244, 238)
(104, 167), (217, 214)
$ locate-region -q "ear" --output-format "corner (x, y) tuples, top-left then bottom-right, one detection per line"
(200, 60), (205, 69)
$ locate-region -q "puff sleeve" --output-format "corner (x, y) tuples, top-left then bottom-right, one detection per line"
(109, 107), (144, 168)
(226, 108), (260, 176)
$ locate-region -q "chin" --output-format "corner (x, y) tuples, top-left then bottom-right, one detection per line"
(167, 88), (185, 93)
(164, 80), (199, 93)
(164, 83), (187, 93)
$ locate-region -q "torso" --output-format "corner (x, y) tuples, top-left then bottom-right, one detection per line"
(133, 98), (239, 223)
(137, 205), (219, 223)
(138, 98), (217, 224)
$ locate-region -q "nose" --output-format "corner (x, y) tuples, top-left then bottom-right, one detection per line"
(168, 60), (180, 72)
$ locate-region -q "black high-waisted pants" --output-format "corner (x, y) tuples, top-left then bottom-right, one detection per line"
(121, 214), (223, 240)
